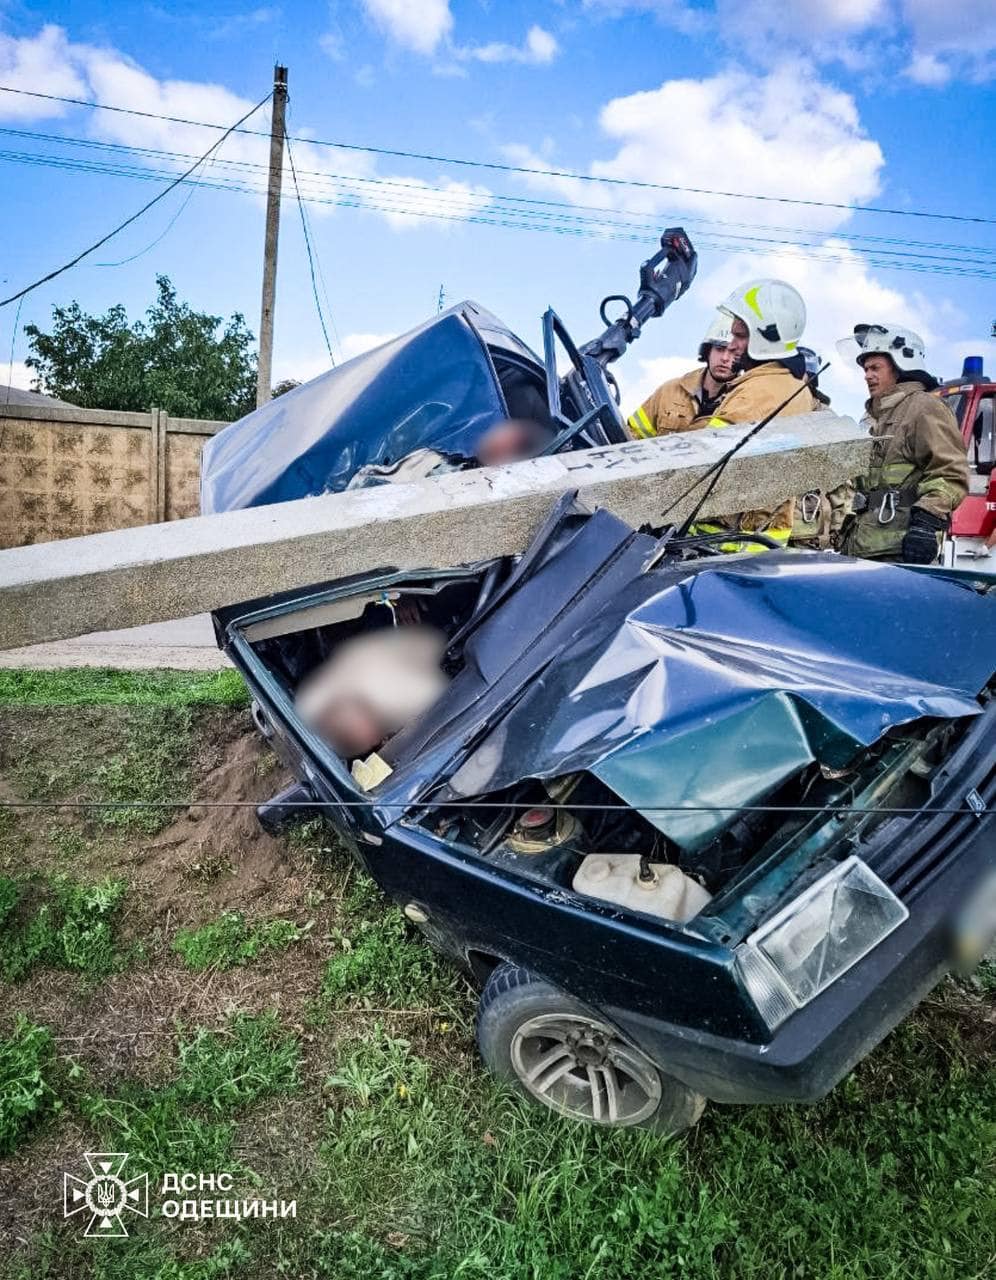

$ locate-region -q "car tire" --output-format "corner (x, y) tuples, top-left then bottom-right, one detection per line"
(476, 963), (706, 1135)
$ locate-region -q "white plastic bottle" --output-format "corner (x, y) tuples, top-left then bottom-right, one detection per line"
(572, 854), (711, 923)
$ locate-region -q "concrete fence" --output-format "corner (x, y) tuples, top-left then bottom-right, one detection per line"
(0, 401), (228, 548)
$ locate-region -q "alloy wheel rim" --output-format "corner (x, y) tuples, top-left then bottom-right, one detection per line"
(510, 1013), (662, 1126)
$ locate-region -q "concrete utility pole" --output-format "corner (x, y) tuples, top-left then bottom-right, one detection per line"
(0, 415), (870, 650)
(256, 64), (288, 409)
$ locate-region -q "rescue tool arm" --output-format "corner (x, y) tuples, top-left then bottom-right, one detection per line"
(581, 229), (697, 369)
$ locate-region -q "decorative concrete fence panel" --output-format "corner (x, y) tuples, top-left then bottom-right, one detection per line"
(0, 403), (227, 547)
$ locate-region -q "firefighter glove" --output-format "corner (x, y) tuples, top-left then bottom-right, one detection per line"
(901, 507), (946, 565)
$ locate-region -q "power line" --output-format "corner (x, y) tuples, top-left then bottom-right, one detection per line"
(0, 91), (272, 308)
(0, 799), (980, 816)
(94, 181), (200, 266)
(6, 124), (996, 260)
(2, 81), (995, 228)
(284, 129), (336, 366)
(3, 147), (996, 281)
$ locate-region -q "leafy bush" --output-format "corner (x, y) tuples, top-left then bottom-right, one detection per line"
(0, 1018), (60, 1155)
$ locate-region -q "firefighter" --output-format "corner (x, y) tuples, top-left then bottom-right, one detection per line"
(836, 323), (968, 564)
(694, 279), (817, 548)
(627, 315), (742, 439)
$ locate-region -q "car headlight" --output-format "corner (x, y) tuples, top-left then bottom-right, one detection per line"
(736, 855), (909, 1030)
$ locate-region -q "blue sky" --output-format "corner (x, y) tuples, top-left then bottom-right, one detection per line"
(2, 0), (995, 419)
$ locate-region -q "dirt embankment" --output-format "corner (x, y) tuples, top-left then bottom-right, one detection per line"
(0, 707), (346, 1091)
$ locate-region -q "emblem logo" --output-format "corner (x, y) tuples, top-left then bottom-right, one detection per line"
(64, 1152), (149, 1238)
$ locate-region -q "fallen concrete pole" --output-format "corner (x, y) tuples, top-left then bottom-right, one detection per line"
(0, 413), (868, 650)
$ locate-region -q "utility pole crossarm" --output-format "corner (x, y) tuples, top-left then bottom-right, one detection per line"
(256, 64), (288, 409)
(0, 416), (869, 652)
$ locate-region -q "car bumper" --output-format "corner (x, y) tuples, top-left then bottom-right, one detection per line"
(610, 797), (994, 1107)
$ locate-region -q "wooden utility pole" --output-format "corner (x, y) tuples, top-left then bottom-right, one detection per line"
(256, 64), (288, 409)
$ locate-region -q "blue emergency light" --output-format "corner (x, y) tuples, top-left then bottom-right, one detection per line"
(962, 355), (985, 380)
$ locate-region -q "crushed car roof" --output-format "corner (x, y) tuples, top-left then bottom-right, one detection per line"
(375, 504), (996, 851)
(200, 303), (525, 514)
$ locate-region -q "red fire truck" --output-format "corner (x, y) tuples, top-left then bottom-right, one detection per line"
(937, 356), (996, 562)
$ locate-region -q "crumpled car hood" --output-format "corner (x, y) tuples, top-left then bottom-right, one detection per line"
(446, 552), (996, 850)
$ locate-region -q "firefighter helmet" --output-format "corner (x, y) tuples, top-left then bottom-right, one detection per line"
(697, 314), (734, 364)
(718, 279), (806, 361)
(836, 322), (927, 374)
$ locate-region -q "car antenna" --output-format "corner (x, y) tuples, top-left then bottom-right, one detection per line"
(643, 361), (830, 573)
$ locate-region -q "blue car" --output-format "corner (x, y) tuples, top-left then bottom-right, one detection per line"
(204, 235), (996, 1134)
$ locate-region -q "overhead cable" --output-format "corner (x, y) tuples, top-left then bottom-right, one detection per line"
(2, 148), (994, 280)
(0, 91), (272, 307)
(284, 129), (336, 365)
(1, 82), (994, 227)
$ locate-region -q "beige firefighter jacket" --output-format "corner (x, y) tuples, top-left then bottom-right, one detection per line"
(628, 368), (708, 438)
(840, 381), (968, 561)
(691, 363), (820, 543)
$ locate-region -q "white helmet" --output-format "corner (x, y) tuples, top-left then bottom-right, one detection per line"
(718, 278), (806, 361)
(697, 313), (734, 363)
(835, 322), (927, 374)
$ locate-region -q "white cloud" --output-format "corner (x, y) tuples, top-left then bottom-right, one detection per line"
(1, 360), (34, 391)
(615, 238), (983, 423)
(508, 68), (883, 232)
(358, 2), (557, 68)
(581, 0), (703, 37)
(363, 175), (492, 230)
(903, 51), (951, 86)
(0, 25), (495, 234)
(716, 0), (887, 38)
(360, 0), (453, 56)
(586, 0), (885, 48)
(339, 331), (397, 360)
(0, 24), (88, 118)
(625, 354), (700, 413)
(461, 25), (559, 65)
(901, 0), (996, 82)
(589, 0), (996, 84)
(319, 31), (346, 61)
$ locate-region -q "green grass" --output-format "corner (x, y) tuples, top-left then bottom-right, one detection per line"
(0, 1017), (61, 1156)
(0, 669), (248, 709)
(0, 874), (126, 981)
(80, 1013), (301, 1180)
(90, 707), (195, 835)
(2, 671), (994, 1280)
(313, 1024), (996, 1279)
(172, 912), (308, 971)
(7, 704), (196, 837)
(321, 875), (466, 1014)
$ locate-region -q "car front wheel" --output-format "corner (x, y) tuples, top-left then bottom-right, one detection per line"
(476, 964), (706, 1135)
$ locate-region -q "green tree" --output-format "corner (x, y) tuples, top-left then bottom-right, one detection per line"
(24, 276), (258, 421)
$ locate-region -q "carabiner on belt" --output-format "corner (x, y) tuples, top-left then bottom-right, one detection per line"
(801, 491), (821, 524)
(877, 490), (897, 525)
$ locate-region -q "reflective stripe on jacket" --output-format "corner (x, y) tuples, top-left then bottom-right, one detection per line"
(627, 368), (708, 438)
(840, 382), (968, 561)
